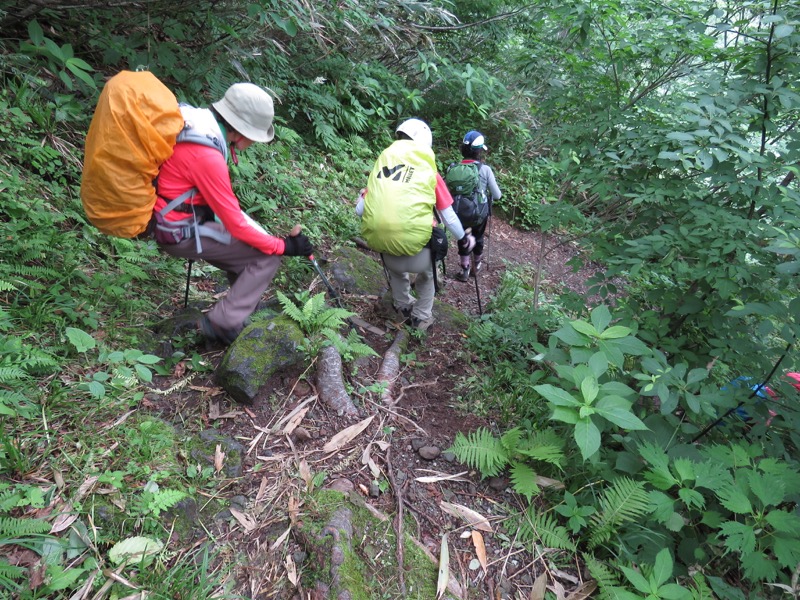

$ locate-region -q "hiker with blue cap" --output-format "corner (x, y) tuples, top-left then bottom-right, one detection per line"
(444, 130), (502, 282)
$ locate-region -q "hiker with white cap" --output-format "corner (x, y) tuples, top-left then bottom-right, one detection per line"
(154, 82), (313, 344)
(356, 118), (475, 331)
(445, 130), (502, 282)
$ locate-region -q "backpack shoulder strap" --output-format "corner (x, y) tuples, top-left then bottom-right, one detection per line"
(176, 105), (228, 161)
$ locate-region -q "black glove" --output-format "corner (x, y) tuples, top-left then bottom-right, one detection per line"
(282, 234), (314, 257)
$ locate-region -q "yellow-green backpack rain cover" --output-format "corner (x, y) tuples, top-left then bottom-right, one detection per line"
(80, 71), (184, 238)
(362, 140), (437, 256)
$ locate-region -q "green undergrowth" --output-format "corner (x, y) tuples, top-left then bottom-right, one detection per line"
(455, 267), (800, 598)
(0, 82), (371, 598)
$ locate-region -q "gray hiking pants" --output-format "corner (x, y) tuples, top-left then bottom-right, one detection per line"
(383, 247), (434, 321)
(158, 221), (282, 333)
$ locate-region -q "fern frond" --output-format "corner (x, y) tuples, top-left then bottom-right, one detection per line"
(0, 390), (36, 418)
(509, 461), (540, 501)
(302, 293), (325, 321)
(0, 281), (17, 292)
(0, 516), (51, 537)
(317, 308), (355, 329)
(589, 477), (652, 549)
(3, 264), (60, 279)
(277, 291), (306, 324)
(0, 490), (19, 512)
(149, 489), (186, 516)
(448, 428), (508, 477)
(0, 367), (26, 382)
(0, 558), (25, 589)
(500, 428), (522, 452)
(516, 443), (564, 468)
(518, 508), (576, 551)
(689, 572), (714, 600)
(582, 553), (620, 599)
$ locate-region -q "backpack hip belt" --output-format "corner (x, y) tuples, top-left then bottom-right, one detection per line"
(153, 190), (232, 252)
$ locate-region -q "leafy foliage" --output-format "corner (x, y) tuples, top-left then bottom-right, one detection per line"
(278, 291), (376, 362)
(588, 477), (652, 549)
(517, 509), (576, 552)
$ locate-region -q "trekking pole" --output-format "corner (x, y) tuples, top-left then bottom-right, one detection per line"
(308, 254), (341, 307)
(483, 214), (492, 271)
(692, 339), (793, 443)
(183, 259), (193, 309)
(473, 251), (483, 316)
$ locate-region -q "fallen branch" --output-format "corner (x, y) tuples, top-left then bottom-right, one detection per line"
(316, 345), (359, 418)
(375, 330), (409, 405)
(387, 446), (406, 596)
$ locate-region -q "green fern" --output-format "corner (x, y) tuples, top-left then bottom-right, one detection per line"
(278, 291), (307, 324)
(0, 516), (51, 537)
(0, 280), (17, 292)
(448, 428), (508, 477)
(1, 263), (60, 280)
(0, 367), (26, 383)
(326, 329), (378, 362)
(278, 291), (355, 336)
(518, 508), (576, 551)
(509, 461), (540, 501)
(0, 559), (25, 592)
(582, 553), (620, 599)
(0, 490), (17, 512)
(589, 477), (652, 549)
(148, 489), (187, 517)
(690, 572), (715, 600)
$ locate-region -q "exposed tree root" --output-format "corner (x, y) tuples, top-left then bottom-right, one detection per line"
(316, 345), (359, 418)
(295, 507), (355, 600)
(375, 330), (408, 405)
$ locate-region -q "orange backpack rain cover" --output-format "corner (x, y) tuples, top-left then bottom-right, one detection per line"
(80, 71), (185, 238)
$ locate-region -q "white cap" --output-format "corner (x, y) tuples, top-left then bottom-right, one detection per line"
(212, 83), (275, 143)
(396, 118), (433, 148)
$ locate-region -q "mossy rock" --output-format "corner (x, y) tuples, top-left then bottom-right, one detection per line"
(328, 246), (388, 297)
(433, 299), (471, 330)
(216, 314), (306, 405)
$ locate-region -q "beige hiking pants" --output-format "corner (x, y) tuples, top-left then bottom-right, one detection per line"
(382, 247), (434, 321)
(158, 222), (282, 333)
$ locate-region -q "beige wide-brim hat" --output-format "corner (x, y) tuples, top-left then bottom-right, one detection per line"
(212, 83), (275, 143)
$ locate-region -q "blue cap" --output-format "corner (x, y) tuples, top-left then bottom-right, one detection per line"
(463, 130), (487, 149)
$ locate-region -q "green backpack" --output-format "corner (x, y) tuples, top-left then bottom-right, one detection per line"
(444, 161), (488, 229)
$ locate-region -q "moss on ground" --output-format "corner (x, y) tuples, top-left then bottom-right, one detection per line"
(300, 489), (446, 599)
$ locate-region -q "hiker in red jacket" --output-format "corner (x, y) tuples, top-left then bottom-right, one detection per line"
(154, 83), (313, 344)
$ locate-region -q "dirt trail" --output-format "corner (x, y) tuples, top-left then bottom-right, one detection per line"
(154, 215), (603, 599)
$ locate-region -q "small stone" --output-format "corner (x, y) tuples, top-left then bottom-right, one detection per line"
(292, 427), (311, 442)
(292, 550), (307, 564)
(294, 381), (313, 396)
(488, 477), (507, 491)
(230, 495), (248, 511)
(395, 470), (407, 485)
(411, 438), (427, 451)
(369, 481), (381, 497)
(327, 478), (355, 493)
(418, 445), (441, 460)
(441, 451), (456, 462)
